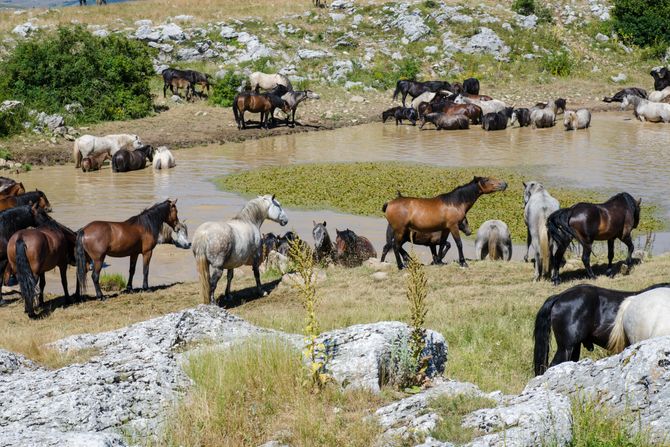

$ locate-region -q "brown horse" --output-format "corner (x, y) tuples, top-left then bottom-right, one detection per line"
(383, 177), (508, 269)
(75, 200), (181, 300)
(335, 229), (377, 267)
(0, 182), (26, 199)
(170, 77), (192, 100)
(547, 192), (641, 284)
(232, 93), (289, 129)
(81, 151), (109, 172)
(7, 212), (76, 317)
(0, 190), (52, 213)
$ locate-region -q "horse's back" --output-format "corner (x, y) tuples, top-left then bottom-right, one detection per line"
(625, 288), (670, 343)
(193, 220), (260, 268)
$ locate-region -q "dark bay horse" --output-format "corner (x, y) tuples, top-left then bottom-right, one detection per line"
(233, 93), (289, 129)
(380, 216), (471, 265)
(0, 205), (50, 304)
(533, 282), (670, 375)
(75, 200), (181, 300)
(7, 211), (76, 317)
(335, 229), (377, 267)
(393, 80), (451, 107)
(547, 192), (641, 284)
(0, 178), (25, 199)
(383, 177), (507, 269)
(111, 145), (154, 173)
(0, 190), (52, 213)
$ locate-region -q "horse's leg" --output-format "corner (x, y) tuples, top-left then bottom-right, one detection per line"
(0, 258), (6, 305)
(551, 244), (567, 285)
(252, 259), (264, 298)
(401, 92), (407, 107)
(434, 232), (450, 265)
(570, 344), (581, 362)
(59, 264), (71, 303)
(581, 241), (596, 279)
(392, 233), (405, 270)
(141, 250), (153, 290)
(622, 234), (635, 266)
(429, 245), (439, 265)
(224, 268), (234, 301)
(524, 227), (531, 262)
(549, 346), (573, 368)
(92, 258), (105, 300)
(451, 228), (467, 267)
(38, 273), (45, 307)
(126, 253), (138, 292)
(606, 239), (615, 277)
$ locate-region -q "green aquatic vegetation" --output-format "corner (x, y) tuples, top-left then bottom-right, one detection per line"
(216, 162), (663, 242)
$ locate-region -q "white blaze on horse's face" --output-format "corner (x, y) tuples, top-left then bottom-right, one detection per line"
(307, 90), (320, 100)
(172, 223), (191, 249)
(264, 195), (288, 226)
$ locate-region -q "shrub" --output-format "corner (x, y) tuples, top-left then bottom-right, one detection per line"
(512, 0), (535, 15)
(543, 50), (573, 76)
(397, 57), (421, 81)
(208, 72), (245, 107)
(0, 26), (153, 124)
(0, 148), (12, 160)
(99, 273), (126, 292)
(0, 106), (29, 138)
(612, 0), (670, 48)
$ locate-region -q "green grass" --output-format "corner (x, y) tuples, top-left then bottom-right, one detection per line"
(216, 162), (663, 242)
(99, 273), (126, 292)
(429, 394), (496, 443)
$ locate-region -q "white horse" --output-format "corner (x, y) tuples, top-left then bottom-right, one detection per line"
(410, 92), (437, 110)
(73, 134), (142, 168)
(152, 146), (176, 169)
(248, 72), (293, 92)
(474, 220), (512, 261)
(454, 95), (508, 115)
(523, 181), (559, 280)
(529, 100), (556, 128)
(608, 287), (670, 353)
(647, 86), (670, 103)
(621, 94), (670, 122)
(563, 109), (591, 130)
(192, 195), (288, 305)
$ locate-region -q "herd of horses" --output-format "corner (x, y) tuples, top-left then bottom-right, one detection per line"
(73, 133), (176, 173)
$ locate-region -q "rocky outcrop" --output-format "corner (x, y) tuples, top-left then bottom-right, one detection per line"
(527, 335), (670, 443)
(388, 5), (430, 43)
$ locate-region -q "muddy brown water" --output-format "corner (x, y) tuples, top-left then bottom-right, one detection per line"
(10, 111), (670, 294)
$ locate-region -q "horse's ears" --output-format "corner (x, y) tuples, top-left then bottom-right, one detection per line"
(522, 182), (527, 188)
(323, 221), (326, 227)
(271, 194), (276, 201)
(637, 198), (642, 206)
(312, 220), (317, 226)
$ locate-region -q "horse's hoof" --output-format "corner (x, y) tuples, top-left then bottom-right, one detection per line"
(523, 256), (528, 263)
(459, 262), (469, 268)
(620, 264), (630, 275)
(98, 296), (107, 301)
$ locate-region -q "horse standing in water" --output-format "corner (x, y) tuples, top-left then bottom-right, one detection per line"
(608, 287), (670, 353)
(547, 192), (641, 284)
(7, 211), (77, 317)
(192, 195), (288, 305)
(76, 200), (182, 300)
(533, 282), (670, 375)
(0, 178), (25, 199)
(112, 145), (154, 172)
(0, 205), (50, 304)
(383, 177), (507, 269)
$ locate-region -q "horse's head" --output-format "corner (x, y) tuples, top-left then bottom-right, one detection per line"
(15, 182), (25, 195)
(81, 157), (93, 172)
(262, 232), (280, 253)
(312, 221), (330, 249)
(36, 190), (52, 213)
(263, 194), (288, 226)
(563, 111), (576, 130)
(475, 177), (507, 194)
(335, 228), (357, 255)
(131, 135), (143, 149)
(305, 90), (320, 100)
(30, 202), (50, 226)
(170, 221), (191, 249)
(522, 181), (543, 204)
(555, 98), (567, 114)
(166, 198), (180, 228)
(453, 94), (466, 104)
(459, 216), (472, 236)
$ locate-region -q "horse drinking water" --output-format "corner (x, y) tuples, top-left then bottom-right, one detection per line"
(75, 200), (182, 300)
(192, 195), (288, 305)
(383, 177), (508, 269)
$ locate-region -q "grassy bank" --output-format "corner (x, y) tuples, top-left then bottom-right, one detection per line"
(216, 162), (663, 242)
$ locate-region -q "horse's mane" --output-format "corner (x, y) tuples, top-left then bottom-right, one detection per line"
(39, 214), (75, 236)
(612, 192), (641, 225)
(438, 178), (481, 205)
(235, 198), (266, 225)
(125, 200), (171, 239)
(0, 205), (36, 237)
(14, 191), (46, 206)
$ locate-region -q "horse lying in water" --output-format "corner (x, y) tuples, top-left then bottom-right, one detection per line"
(112, 145), (154, 173)
(563, 109), (591, 130)
(420, 113), (469, 130)
(602, 87), (647, 103)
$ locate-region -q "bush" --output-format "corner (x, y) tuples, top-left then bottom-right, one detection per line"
(0, 106), (29, 138)
(512, 0), (535, 15)
(543, 50), (573, 76)
(99, 273), (126, 292)
(396, 58), (421, 81)
(612, 0), (670, 47)
(208, 72), (245, 107)
(0, 26), (153, 124)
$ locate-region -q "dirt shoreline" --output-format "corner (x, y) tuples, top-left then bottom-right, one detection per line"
(2, 96), (622, 167)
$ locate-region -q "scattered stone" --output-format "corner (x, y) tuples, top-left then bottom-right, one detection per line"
(344, 81), (363, 90)
(134, 19), (152, 27)
(12, 22), (37, 38)
(463, 27), (510, 61)
(92, 29), (109, 38)
(330, 0), (353, 9)
(389, 5), (430, 43)
(371, 272), (388, 281)
(148, 41), (174, 53)
(330, 13), (346, 22)
(171, 94), (183, 103)
(610, 72), (627, 83)
(220, 25), (237, 39)
(323, 60), (353, 83)
(595, 32), (609, 42)
(173, 15), (194, 22)
(502, 22), (513, 32)
(424, 45), (438, 54)
(35, 112), (64, 132)
(450, 13), (474, 24)
(297, 49), (332, 60)
(349, 95), (365, 103)
(516, 14), (538, 30)
(0, 100), (23, 113)
(159, 23), (185, 41)
(135, 25), (160, 41)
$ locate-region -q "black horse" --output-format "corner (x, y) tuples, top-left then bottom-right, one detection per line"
(547, 192), (641, 284)
(382, 107), (418, 125)
(111, 145), (154, 173)
(162, 68), (211, 98)
(0, 204), (50, 304)
(602, 87), (647, 103)
(481, 111), (508, 131)
(534, 282), (670, 375)
(392, 80), (452, 107)
(511, 108), (531, 127)
(463, 77), (480, 95)
(651, 67), (670, 91)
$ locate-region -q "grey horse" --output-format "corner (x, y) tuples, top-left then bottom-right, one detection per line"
(523, 181), (559, 280)
(474, 220), (512, 261)
(192, 195), (288, 305)
(281, 90), (320, 126)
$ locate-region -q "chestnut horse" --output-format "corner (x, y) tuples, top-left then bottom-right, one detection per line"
(81, 151), (109, 172)
(0, 190), (52, 213)
(75, 200), (181, 300)
(7, 211), (76, 317)
(0, 204), (50, 304)
(0, 182), (26, 199)
(547, 192), (641, 285)
(383, 177), (508, 269)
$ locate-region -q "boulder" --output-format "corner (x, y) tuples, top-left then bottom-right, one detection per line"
(314, 321), (447, 392)
(220, 25), (238, 39)
(35, 112), (65, 132)
(135, 25), (160, 41)
(12, 22), (37, 38)
(463, 27), (510, 60)
(595, 32), (609, 42)
(159, 23), (185, 42)
(389, 7), (430, 43)
(527, 336), (670, 443)
(0, 100), (23, 113)
(92, 29), (110, 38)
(515, 14), (538, 30)
(297, 49), (332, 60)
(324, 60), (353, 83)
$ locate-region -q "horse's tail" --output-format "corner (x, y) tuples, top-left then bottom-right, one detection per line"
(488, 225), (499, 260)
(546, 208), (576, 249)
(73, 140), (82, 168)
(111, 154), (119, 173)
(15, 238), (36, 316)
(392, 80), (403, 101)
(533, 293), (561, 375)
(608, 297), (632, 353)
(232, 95), (240, 126)
(381, 202), (388, 213)
(193, 242), (211, 304)
(75, 230), (88, 294)
(538, 217), (551, 277)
